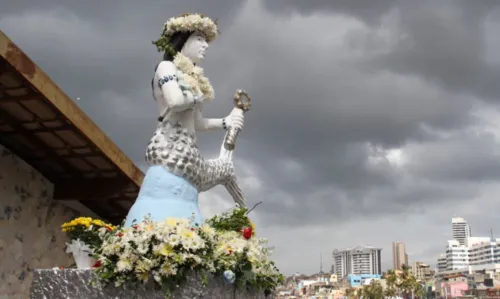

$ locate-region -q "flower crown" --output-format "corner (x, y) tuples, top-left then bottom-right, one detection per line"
(153, 13), (219, 55)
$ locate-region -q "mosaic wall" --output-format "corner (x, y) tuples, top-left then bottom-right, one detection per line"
(0, 145), (81, 299)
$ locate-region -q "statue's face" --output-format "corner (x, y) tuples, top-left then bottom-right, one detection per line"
(181, 32), (209, 64)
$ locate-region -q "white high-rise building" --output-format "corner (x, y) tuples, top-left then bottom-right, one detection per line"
(333, 246), (382, 277)
(445, 240), (469, 270)
(452, 217), (471, 246)
(468, 237), (500, 266)
(437, 218), (500, 273)
(437, 237), (500, 273)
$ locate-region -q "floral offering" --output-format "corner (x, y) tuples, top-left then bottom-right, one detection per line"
(65, 209), (284, 297)
(93, 216), (218, 295)
(61, 217), (116, 248)
(208, 208), (284, 294)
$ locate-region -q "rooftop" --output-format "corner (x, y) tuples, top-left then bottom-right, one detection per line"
(0, 30), (144, 223)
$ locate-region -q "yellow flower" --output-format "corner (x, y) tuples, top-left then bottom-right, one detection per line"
(61, 217), (114, 233)
(136, 271), (149, 282)
(158, 243), (174, 256)
(249, 220), (256, 236)
(166, 218), (179, 226)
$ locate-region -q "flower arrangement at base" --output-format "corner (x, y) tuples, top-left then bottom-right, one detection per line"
(208, 208), (284, 296)
(61, 217), (116, 269)
(89, 209), (283, 298)
(93, 216), (218, 297)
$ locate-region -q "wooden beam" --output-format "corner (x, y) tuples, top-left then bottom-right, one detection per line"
(1, 123), (73, 134)
(0, 135), (59, 182)
(53, 177), (131, 201)
(0, 94), (43, 103)
(0, 30), (144, 187)
(0, 108), (80, 175)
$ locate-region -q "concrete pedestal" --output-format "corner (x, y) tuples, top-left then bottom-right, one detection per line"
(29, 269), (270, 299)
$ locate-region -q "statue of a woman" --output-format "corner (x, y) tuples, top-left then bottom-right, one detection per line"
(124, 14), (245, 227)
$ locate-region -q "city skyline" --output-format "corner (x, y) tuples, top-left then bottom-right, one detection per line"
(326, 216), (496, 276)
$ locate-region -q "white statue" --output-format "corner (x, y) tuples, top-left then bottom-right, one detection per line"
(124, 14), (246, 227)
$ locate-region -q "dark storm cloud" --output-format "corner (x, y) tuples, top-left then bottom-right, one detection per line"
(369, 1), (500, 101)
(262, 0), (397, 24)
(3, 0), (500, 274)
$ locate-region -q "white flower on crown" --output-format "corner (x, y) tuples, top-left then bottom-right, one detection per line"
(164, 13), (218, 42)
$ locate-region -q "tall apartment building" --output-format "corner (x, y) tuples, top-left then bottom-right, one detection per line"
(452, 217), (471, 246)
(333, 246), (382, 278)
(392, 242), (409, 270)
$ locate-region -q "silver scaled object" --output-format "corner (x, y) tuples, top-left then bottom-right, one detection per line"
(224, 89), (251, 150)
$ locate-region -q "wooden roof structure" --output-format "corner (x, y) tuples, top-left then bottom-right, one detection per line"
(0, 30), (144, 223)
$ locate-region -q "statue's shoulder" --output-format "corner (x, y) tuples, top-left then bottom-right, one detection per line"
(156, 61), (177, 76)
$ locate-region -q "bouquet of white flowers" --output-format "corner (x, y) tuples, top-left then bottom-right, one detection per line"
(91, 209), (284, 298)
(93, 215), (218, 295)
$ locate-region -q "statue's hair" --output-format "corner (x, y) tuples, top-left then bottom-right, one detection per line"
(151, 31), (193, 91)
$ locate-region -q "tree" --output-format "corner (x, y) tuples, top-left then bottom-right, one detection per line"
(362, 280), (385, 299)
(345, 287), (357, 299)
(383, 265), (424, 299)
(384, 269), (398, 297)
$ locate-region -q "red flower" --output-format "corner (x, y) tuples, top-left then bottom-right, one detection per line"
(92, 260), (102, 268)
(132, 225), (138, 230)
(59, 266), (65, 270)
(116, 232), (124, 237)
(106, 226), (113, 232)
(229, 249), (233, 255)
(242, 227), (252, 240)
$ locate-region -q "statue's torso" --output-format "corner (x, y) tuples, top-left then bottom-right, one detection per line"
(146, 67), (233, 191)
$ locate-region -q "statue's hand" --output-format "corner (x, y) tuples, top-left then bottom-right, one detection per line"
(226, 108), (244, 131)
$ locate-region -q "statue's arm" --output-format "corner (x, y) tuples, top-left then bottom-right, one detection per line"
(194, 105), (225, 132)
(156, 61), (195, 112)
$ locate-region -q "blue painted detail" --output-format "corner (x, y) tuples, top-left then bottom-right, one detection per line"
(158, 76), (173, 88)
(124, 166), (201, 227)
(347, 274), (382, 287)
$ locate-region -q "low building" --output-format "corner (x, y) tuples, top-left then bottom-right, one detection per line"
(439, 274), (468, 298)
(347, 274), (382, 287)
(435, 263), (500, 280)
(412, 261), (432, 281)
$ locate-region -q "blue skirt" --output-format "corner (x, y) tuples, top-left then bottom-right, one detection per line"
(124, 166), (201, 227)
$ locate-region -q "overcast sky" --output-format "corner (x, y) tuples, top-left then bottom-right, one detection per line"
(2, 0), (500, 275)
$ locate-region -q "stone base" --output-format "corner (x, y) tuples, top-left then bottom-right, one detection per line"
(29, 269), (271, 299)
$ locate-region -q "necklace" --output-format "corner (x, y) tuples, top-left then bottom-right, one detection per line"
(173, 53), (214, 101)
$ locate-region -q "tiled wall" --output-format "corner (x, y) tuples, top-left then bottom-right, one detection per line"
(0, 145), (81, 299)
